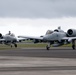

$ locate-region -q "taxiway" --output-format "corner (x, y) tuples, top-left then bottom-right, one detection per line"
(0, 47), (76, 75)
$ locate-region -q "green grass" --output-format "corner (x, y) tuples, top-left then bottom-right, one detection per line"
(0, 43), (72, 50)
(0, 44), (16, 50)
(0, 43), (47, 50)
(18, 43), (72, 47)
(17, 43), (47, 48)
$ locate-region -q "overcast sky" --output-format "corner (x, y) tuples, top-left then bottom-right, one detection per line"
(0, 0), (76, 36)
(0, 0), (76, 18)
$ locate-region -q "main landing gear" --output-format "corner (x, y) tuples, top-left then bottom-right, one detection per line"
(46, 43), (51, 50)
(72, 40), (75, 50)
(10, 43), (17, 48)
(14, 43), (17, 48)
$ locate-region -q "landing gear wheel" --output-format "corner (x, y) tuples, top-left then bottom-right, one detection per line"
(14, 44), (17, 48)
(72, 45), (75, 50)
(46, 45), (50, 50)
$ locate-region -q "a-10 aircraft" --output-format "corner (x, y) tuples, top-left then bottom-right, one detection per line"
(0, 31), (25, 47)
(18, 27), (76, 50)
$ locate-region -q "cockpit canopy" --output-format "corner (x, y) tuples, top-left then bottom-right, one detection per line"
(54, 29), (64, 32)
(10, 33), (15, 37)
(46, 30), (53, 35)
(6, 33), (15, 37)
(46, 28), (64, 35)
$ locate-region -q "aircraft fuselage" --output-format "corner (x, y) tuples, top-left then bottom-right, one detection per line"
(43, 32), (66, 41)
(3, 35), (17, 43)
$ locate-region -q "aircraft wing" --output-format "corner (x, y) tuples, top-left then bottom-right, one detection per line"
(18, 36), (43, 40)
(16, 37), (27, 42)
(62, 37), (76, 42)
(0, 39), (5, 41)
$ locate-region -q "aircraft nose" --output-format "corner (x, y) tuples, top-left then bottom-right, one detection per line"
(43, 35), (49, 40)
(43, 34), (54, 41)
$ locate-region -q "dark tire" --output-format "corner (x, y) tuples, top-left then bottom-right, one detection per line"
(46, 45), (50, 50)
(14, 44), (17, 48)
(72, 45), (75, 50)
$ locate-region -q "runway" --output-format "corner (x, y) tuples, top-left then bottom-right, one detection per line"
(0, 47), (76, 58)
(0, 47), (76, 75)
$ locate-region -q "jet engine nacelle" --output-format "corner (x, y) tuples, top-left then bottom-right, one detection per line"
(67, 29), (76, 37)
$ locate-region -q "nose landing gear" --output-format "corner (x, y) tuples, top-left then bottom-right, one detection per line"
(46, 43), (51, 50)
(46, 45), (50, 50)
(14, 43), (17, 48)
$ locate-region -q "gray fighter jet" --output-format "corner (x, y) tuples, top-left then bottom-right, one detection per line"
(0, 31), (25, 47)
(18, 27), (76, 50)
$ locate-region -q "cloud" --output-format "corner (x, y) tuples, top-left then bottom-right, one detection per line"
(0, 0), (76, 18)
(0, 17), (76, 36)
